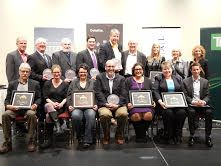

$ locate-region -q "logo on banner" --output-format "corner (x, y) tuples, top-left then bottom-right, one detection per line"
(211, 33), (221, 50)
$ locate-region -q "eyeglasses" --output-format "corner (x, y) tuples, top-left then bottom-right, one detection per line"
(79, 72), (87, 74)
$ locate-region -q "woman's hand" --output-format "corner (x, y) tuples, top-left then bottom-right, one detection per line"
(159, 101), (166, 109)
(68, 106), (74, 112)
(127, 103), (133, 110)
(93, 105), (98, 111)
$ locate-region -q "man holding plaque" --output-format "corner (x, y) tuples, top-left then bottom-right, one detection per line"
(183, 62), (213, 147)
(0, 63), (41, 153)
(94, 60), (128, 145)
(52, 38), (77, 82)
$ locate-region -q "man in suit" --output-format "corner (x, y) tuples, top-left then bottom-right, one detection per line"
(27, 37), (52, 87)
(94, 60), (128, 145)
(183, 62), (213, 147)
(6, 37), (28, 82)
(76, 35), (100, 75)
(0, 63), (41, 153)
(121, 40), (147, 77)
(52, 38), (77, 82)
(98, 28), (123, 72)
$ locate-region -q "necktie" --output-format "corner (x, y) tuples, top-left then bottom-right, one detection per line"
(43, 55), (49, 67)
(91, 52), (98, 69)
(66, 52), (71, 62)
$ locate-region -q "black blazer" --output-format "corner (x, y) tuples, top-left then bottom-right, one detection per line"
(121, 50), (147, 76)
(153, 74), (183, 102)
(27, 51), (52, 83)
(6, 50), (27, 82)
(52, 50), (77, 77)
(125, 76), (152, 103)
(98, 42), (122, 72)
(94, 73), (127, 107)
(183, 77), (210, 105)
(76, 49), (99, 71)
(4, 79), (41, 107)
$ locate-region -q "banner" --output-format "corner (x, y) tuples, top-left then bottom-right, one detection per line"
(34, 27), (74, 56)
(86, 24), (123, 52)
(201, 27), (221, 119)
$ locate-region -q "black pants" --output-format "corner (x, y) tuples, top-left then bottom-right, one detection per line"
(188, 106), (213, 137)
(162, 108), (186, 139)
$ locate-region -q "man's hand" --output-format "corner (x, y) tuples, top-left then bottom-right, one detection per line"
(68, 106), (74, 112)
(127, 103), (133, 110)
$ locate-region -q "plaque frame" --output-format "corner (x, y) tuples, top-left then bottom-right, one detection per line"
(72, 91), (94, 108)
(161, 92), (188, 108)
(129, 90), (153, 107)
(11, 91), (35, 109)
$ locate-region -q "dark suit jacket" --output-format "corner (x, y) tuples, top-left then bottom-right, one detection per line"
(125, 76), (152, 103)
(66, 78), (95, 107)
(98, 42), (123, 72)
(76, 49), (99, 71)
(94, 73), (127, 107)
(153, 74), (183, 101)
(183, 77), (210, 105)
(189, 59), (209, 79)
(27, 51), (52, 83)
(52, 50), (77, 77)
(6, 50), (27, 82)
(4, 79), (41, 107)
(121, 50), (147, 76)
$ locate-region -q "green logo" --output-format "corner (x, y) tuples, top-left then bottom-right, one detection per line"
(211, 33), (221, 50)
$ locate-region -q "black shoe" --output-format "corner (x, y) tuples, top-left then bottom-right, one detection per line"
(188, 137), (194, 146)
(83, 143), (91, 148)
(135, 137), (147, 143)
(168, 138), (175, 145)
(206, 137), (213, 147)
(39, 139), (52, 149)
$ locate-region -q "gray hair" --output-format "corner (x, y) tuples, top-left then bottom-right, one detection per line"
(19, 63), (31, 71)
(35, 37), (47, 45)
(61, 38), (72, 44)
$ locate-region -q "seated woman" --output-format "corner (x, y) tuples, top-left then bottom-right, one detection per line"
(125, 63), (154, 143)
(40, 64), (69, 149)
(67, 63), (97, 148)
(153, 61), (186, 145)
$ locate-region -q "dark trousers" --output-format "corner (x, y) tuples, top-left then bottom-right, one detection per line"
(162, 108), (186, 139)
(188, 106), (213, 137)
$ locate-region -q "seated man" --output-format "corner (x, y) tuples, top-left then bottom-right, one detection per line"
(183, 62), (213, 147)
(0, 63), (41, 153)
(94, 60), (128, 145)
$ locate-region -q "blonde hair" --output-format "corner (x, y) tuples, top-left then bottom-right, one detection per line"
(192, 45), (206, 59)
(147, 43), (161, 63)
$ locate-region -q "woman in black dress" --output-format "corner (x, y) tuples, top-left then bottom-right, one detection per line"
(40, 64), (68, 149)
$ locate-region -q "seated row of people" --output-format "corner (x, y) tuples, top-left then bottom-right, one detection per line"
(0, 59), (213, 154)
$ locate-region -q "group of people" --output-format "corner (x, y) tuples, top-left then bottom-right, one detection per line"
(0, 28), (213, 154)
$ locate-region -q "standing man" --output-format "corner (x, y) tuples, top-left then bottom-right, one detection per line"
(121, 40), (147, 77)
(27, 37), (52, 87)
(98, 28), (122, 72)
(6, 37), (28, 82)
(76, 35), (100, 72)
(27, 37), (52, 120)
(0, 63), (41, 153)
(94, 60), (128, 145)
(52, 38), (77, 82)
(183, 62), (213, 147)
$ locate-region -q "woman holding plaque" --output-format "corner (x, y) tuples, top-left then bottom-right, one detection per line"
(146, 43), (165, 77)
(125, 63), (154, 143)
(67, 63), (97, 148)
(40, 64), (69, 149)
(153, 61), (186, 145)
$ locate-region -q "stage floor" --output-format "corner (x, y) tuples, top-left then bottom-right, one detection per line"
(0, 126), (220, 166)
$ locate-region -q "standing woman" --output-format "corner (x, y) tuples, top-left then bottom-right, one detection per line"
(146, 43), (165, 76)
(67, 63), (97, 148)
(125, 63), (154, 142)
(153, 62), (186, 144)
(168, 48), (189, 79)
(40, 64), (69, 149)
(189, 45), (209, 79)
